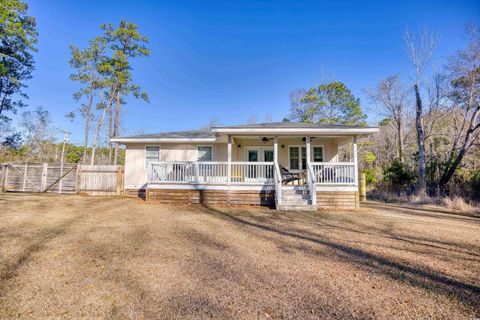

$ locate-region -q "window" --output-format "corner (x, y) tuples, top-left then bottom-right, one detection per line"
(197, 146), (213, 161)
(289, 147), (300, 170)
(145, 146), (160, 166)
(290, 146), (323, 169)
(313, 146), (324, 162)
(301, 147), (306, 170)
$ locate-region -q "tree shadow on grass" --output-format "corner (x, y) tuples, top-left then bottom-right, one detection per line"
(364, 202), (480, 224)
(0, 213), (88, 286)
(197, 205), (480, 311)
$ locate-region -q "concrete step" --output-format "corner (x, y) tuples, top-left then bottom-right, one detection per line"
(281, 194), (310, 200)
(281, 190), (310, 196)
(276, 204), (317, 211)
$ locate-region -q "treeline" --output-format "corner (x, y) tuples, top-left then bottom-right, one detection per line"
(0, 1), (147, 165)
(285, 26), (480, 200)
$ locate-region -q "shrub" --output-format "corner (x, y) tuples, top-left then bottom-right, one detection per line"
(469, 169), (480, 199)
(364, 168), (377, 185)
(382, 159), (415, 192)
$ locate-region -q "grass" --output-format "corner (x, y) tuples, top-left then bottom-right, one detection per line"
(369, 190), (480, 215)
(0, 193), (479, 319)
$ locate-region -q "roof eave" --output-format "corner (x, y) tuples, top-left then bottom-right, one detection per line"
(110, 137), (218, 144)
(210, 127), (379, 135)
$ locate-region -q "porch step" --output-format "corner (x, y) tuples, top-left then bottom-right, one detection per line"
(276, 204), (318, 211)
(281, 194), (310, 201)
(278, 186), (313, 208)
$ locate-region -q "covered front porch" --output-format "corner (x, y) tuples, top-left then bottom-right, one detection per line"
(147, 134), (360, 209)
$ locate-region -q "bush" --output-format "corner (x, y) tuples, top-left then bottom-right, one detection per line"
(469, 169), (480, 199)
(382, 159), (415, 192)
(364, 168), (377, 185)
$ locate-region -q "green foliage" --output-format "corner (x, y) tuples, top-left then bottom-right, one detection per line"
(0, 0), (38, 122)
(64, 144), (83, 163)
(378, 118), (393, 127)
(470, 169), (480, 198)
(383, 159), (415, 190)
(364, 168), (378, 185)
(1, 132), (22, 150)
(363, 151), (377, 165)
(100, 20), (150, 102)
(69, 37), (107, 104)
(302, 82), (367, 126)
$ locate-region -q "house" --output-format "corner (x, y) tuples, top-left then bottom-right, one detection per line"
(111, 122), (379, 210)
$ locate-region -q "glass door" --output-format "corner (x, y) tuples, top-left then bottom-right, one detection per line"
(247, 149), (258, 180)
(263, 149), (274, 179)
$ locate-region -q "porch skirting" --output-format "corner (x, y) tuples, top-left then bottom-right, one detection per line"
(147, 188), (275, 206)
(126, 184), (359, 209)
(316, 191), (358, 209)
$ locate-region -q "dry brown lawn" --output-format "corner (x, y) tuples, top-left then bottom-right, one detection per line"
(0, 193), (479, 319)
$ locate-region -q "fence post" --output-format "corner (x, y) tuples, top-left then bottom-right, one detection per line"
(22, 163), (28, 192)
(58, 162), (64, 194)
(0, 164), (5, 192)
(41, 163), (48, 192)
(116, 166), (123, 195)
(76, 165), (81, 194)
(359, 172), (367, 202)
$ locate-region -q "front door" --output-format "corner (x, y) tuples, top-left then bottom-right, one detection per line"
(246, 148), (273, 162)
(246, 148), (274, 181)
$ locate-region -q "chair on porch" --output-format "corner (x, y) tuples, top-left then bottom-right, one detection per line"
(280, 166), (302, 185)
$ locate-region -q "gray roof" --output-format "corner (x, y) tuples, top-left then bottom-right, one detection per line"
(116, 128), (215, 140)
(212, 122), (374, 129)
(114, 122), (377, 141)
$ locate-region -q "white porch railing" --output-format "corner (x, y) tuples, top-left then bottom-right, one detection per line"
(306, 163), (317, 205)
(149, 161), (356, 186)
(311, 162), (356, 185)
(149, 161), (274, 184)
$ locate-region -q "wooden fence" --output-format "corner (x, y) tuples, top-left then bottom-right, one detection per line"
(78, 165), (123, 196)
(0, 163), (124, 195)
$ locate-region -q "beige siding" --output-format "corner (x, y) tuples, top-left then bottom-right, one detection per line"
(124, 143), (228, 188)
(124, 143), (148, 189)
(233, 137), (338, 168)
(123, 138), (343, 188)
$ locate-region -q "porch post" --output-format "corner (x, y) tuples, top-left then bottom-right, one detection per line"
(353, 136), (358, 187)
(227, 135), (232, 185)
(306, 136), (311, 188)
(305, 136), (311, 164)
(274, 136), (280, 205)
(273, 136), (278, 165)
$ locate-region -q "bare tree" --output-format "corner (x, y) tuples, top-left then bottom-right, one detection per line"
(437, 25), (480, 192)
(368, 74), (408, 161)
(247, 115), (257, 124)
(19, 106), (55, 161)
(288, 89), (315, 122)
(404, 29), (437, 195)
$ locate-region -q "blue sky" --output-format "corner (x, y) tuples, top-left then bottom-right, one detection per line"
(22, 0), (480, 143)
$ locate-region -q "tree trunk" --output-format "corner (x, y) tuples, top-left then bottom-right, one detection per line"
(90, 121), (100, 166)
(397, 115), (405, 162)
(113, 92), (120, 165)
(438, 106), (480, 192)
(108, 107), (113, 164)
(414, 84), (427, 195)
(82, 89), (93, 165)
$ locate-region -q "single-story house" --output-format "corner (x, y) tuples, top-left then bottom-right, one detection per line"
(111, 122), (379, 210)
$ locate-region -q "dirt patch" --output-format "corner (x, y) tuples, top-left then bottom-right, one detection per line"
(0, 193), (479, 319)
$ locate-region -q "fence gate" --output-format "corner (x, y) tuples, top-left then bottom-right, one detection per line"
(0, 163), (78, 194)
(78, 165), (124, 195)
(0, 163), (124, 195)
